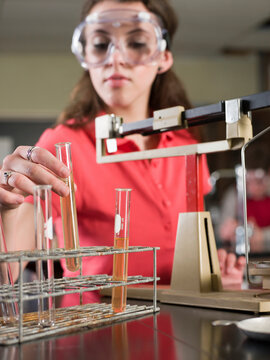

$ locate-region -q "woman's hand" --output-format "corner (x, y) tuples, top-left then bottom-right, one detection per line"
(217, 248), (246, 288)
(0, 146), (70, 209)
(219, 217), (239, 242)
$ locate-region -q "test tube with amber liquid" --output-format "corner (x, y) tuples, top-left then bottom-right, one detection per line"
(112, 189), (131, 313)
(55, 142), (80, 272)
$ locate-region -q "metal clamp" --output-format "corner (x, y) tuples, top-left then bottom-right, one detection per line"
(153, 106), (186, 131)
(225, 99), (253, 149)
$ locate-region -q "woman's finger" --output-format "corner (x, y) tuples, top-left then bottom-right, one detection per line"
(18, 163), (69, 196)
(0, 187), (24, 207)
(1, 170), (44, 196)
(4, 165), (69, 197)
(2, 147), (70, 197)
(236, 256), (246, 271)
(225, 253), (244, 275)
(13, 146), (70, 178)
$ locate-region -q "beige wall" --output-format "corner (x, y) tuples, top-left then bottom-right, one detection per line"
(0, 53), (260, 118)
(173, 54), (260, 106)
(0, 53), (82, 119)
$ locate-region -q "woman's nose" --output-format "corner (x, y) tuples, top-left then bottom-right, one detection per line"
(107, 44), (126, 66)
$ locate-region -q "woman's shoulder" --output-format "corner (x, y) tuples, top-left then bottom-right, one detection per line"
(36, 122), (92, 151)
(38, 122), (79, 138)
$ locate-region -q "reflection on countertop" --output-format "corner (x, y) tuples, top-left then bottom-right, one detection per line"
(1, 300), (270, 360)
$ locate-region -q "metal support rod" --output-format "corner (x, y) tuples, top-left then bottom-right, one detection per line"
(19, 258), (23, 343)
(153, 248), (157, 313)
(241, 125), (270, 285)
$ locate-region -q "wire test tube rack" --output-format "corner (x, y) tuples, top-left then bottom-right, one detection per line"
(0, 245), (159, 345)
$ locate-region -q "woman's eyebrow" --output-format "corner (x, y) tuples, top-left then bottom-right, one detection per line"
(91, 29), (110, 35)
(126, 27), (149, 35)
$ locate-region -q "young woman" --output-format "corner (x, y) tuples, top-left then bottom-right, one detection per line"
(0, 0), (244, 303)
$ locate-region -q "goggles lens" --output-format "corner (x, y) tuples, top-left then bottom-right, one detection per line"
(72, 9), (166, 69)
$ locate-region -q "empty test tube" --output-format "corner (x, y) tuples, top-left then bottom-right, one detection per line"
(0, 215), (18, 324)
(112, 189), (132, 313)
(34, 185), (55, 327)
(55, 142), (80, 272)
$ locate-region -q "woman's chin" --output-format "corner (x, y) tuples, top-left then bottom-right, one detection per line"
(105, 97), (131, 110)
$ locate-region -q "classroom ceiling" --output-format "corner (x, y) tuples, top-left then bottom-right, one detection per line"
(0, 0), (269, 56)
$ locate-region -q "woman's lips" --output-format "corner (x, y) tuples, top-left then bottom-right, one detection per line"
(105, 74), (130, 87)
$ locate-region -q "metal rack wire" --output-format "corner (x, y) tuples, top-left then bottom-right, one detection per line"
(0, 246), (159, 345)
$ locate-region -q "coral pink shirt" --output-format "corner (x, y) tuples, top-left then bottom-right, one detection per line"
(247, 197), (270, 227)
(27, 122), (210, 302)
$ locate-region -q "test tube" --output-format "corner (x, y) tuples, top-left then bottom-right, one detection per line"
(55, 142), (80, 272)
(112, 189), (131, 313)
(34, 185), (55, 327)
(0, 215), (18, 324)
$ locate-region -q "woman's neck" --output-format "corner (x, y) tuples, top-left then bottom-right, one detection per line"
(126, 133), (160, 151)
(108, 107), (149, 124)
(105, 103), (159, 151)
(106, 95), (150, 123)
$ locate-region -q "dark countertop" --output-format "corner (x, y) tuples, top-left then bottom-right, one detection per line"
(1, 300), (270, 360)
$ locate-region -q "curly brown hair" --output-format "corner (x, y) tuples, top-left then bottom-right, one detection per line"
(57, 0), (192, 127)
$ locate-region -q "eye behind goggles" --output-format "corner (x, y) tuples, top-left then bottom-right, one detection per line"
(71, 9), (169, 69)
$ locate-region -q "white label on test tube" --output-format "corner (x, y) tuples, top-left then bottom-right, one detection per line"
(44, 217), (53, 240)
(114, 214), (121, 234)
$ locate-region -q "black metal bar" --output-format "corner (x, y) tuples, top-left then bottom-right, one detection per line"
(183, 102), (224, 123)
(121, 117), (154, 136)
(241, 90), (270, 113)
(119, 91), (270, 136)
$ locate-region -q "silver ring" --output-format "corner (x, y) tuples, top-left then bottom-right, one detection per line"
(3, 171), (13, 185)
(27, 146), (36, 162)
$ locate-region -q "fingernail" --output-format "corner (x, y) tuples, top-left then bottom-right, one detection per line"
(60, 166), (70, 178)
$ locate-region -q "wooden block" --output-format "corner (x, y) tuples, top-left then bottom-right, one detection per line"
(101, 285), (169, 301)
(263, 276), (270, 289)
(160, 289), (270, 313)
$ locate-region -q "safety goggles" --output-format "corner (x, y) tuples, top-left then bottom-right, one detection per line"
(71, 9), (168, 69)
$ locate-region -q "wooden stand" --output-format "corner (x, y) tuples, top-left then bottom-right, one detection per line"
(160, 211), (270, 313)
(169, 212), (222, 293)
